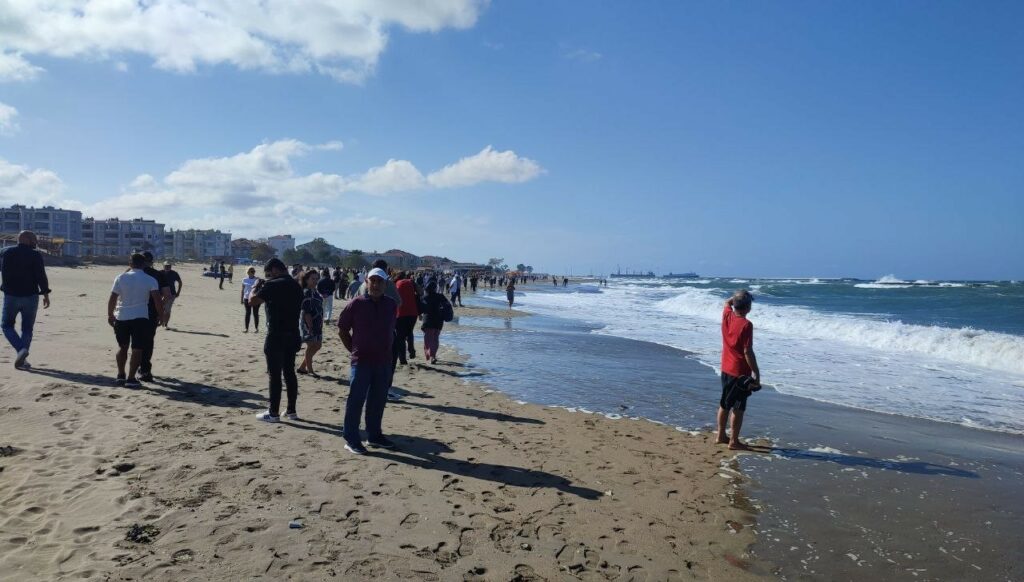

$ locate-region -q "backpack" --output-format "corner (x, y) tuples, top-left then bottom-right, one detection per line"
(439, 297), (454, 322)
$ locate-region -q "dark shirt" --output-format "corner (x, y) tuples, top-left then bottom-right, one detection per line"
(317, 277), (336, 297)
(255, 275), (303, 339)
(419, 291), (451, 330)
(163, 269), (182, 295)
(337, 294), (397, 366)
(0, 244), (51, 297)
(142, 267), (169, 322)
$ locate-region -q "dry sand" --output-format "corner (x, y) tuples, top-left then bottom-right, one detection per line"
(0, 264), (761, 581)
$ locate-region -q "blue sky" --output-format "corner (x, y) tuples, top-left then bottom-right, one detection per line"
(0, 1), (1021, 279)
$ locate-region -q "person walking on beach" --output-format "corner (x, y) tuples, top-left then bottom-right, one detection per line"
(240, 267), (261, 332)
(356, 260), (402, 308)
(506, 278), (516, 309)
(227, 263), (234, 284)
(420, 279), (452, 364)
(248, 258), (304, 422)
(717, 290), (761, 451)
(139, 251), (170, 381)
(0, 230), (51, 369)
(298, 269), (324, 376)
(161, 261), (182, 329)
(337, 267), (398, 454)
(394, 272), (419, 364)
(108, 253), (162, 387)
(218, 261), (226, 290)
(449, 273), (463, 307)
(317, 267), (336, 324)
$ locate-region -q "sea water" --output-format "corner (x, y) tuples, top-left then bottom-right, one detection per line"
(468, 276), (1024, 435)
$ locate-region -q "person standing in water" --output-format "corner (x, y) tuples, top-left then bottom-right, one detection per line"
(240, 266), (261, 332)
(298, 269), (324, 376)
(506, 278), (516, 309)
(717, 290), (761, 451)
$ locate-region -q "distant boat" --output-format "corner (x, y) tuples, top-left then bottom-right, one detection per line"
(663, 272), (699, 278)
(610, 267), (656, 279)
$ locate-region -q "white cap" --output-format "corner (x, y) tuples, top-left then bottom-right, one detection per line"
(367, 267), (389, 281)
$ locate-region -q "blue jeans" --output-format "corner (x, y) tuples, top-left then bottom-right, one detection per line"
(2, 295), (39, 353)
(344, 363), (392, 443)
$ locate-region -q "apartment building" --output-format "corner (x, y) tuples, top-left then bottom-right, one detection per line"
(82, 217), (165, 257)
(164, 228), (232, 260)
(0, 204), (84, 256)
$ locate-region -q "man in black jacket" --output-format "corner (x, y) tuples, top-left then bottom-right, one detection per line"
(0, 231), (51, 370)
(138, 251), (171, 381)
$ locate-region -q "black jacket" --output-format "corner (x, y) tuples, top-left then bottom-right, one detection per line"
(0, 244), (50, 297)
(419, 291), (451, 330)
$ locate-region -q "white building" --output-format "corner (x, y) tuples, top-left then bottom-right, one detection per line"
(0, 205), (84, 256)
(164, 228), (232, 260)
(267, 234), (295, 258)
(82, 217), (166, 257)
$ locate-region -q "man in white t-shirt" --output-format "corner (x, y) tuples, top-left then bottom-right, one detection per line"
(107, 253), (162, 387)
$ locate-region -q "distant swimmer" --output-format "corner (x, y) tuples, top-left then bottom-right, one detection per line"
(716, 290), (761, 451)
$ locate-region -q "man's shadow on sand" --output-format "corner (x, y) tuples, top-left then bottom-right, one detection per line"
(396, 400), (543, 425)
(26, 367), (263, 410)
(282, 420), (599, 500)
(766, 447), (979, 478)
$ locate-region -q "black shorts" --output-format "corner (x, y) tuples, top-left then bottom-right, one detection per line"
(720, 372), (749, 412)
(114, 318), (154, 350)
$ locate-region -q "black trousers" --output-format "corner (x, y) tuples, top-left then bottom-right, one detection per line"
(244, 300), (260, 330)
(139, 319), (158, 374)
(392, 316), (417, 366)
(264, 335), (300, 417)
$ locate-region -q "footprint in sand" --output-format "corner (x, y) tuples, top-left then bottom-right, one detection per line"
(400, 513), (420, 529)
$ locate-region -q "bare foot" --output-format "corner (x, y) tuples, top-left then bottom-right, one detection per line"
(715, 437), (729, 444)
(728, 441), (752, 451)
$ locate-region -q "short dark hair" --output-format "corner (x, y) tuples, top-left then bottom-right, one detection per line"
(141, 251), (154, 262)
(732, 289), (754, 312)
(130, 253), (146, 267)
(372, 259), (388, 270)
(264, 258), (287, 273)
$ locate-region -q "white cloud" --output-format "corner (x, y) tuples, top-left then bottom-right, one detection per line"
(0, 52), (44, 82)
(564, 48), (602, 63)
(0, 1), (488, 83)
(0, 102), (18, 135)
(349, 159), (426, 195)
(0, 157), (71, 206)
(427, 146), (544, 188)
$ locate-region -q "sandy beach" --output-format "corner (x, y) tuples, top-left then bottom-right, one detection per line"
(0, 264), (760, 581)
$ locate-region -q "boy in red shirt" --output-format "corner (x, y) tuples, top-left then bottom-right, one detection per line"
(717, 290), (761, 450)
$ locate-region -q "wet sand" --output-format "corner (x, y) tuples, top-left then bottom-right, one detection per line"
(0, 265), (760, 581)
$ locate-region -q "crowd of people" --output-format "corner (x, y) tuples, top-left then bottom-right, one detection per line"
(0, 229), (761, 455)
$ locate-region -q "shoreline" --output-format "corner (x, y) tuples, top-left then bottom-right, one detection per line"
(447, 288), (1024, 581)
(0, 265), (762, 580)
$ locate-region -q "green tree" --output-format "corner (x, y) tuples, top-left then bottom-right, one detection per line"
(342, 254), (369, 270)
(516, 263), (527, 272)
(526, 266), (534, 274)
(251, 242), (275, 262)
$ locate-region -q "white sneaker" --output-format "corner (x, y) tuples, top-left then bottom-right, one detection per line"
(284, 412), (300, 421)
(256, 411), (280, 423)
(14, 348), (29, 368)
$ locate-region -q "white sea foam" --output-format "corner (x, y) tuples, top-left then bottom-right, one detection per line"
(496, 282), (1024, 434)
(656, 288), (1024, 376)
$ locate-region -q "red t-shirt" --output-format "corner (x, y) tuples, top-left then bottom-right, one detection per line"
(721, 305), (753, 377)
(396, 279), (419, 317)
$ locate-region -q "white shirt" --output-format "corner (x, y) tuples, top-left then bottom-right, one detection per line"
(112, 269), (158, 321)
(241, 276), (259, 300)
